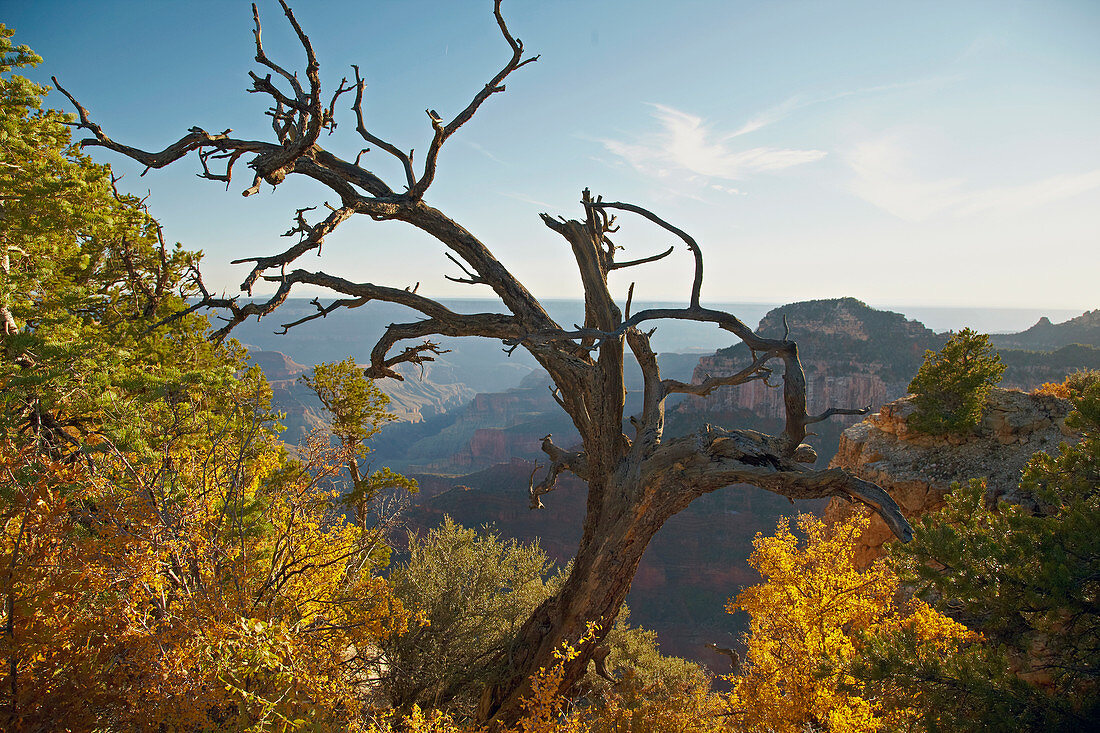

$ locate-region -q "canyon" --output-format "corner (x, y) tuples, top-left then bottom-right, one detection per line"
(251, 298), (1100, 669)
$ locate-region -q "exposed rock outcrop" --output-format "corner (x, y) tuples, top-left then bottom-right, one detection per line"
(824, 388), (1077, 567)
(683, 298), (941, 422)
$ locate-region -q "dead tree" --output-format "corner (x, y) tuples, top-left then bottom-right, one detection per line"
(56, 1), (912, 725)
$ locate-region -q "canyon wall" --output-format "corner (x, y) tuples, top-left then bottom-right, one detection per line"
(672, 299), (1098, 462)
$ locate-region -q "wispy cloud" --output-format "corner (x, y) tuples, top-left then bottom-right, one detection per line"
(598, 76), (959, 200)
(848, 135), (1100, 221)
(724, 96), (807, 139)
(723, 76), (959, 139)
(462, 139), (508, 165)
(600, 103), (826, 183)
(957, 170), (1100, 216)
(501, 191), (559, 210)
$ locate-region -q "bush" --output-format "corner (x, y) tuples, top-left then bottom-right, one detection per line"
(908, 328), (1006, 435)
(1034, 368), (1100, 400)
(853, 382), (1100, 731)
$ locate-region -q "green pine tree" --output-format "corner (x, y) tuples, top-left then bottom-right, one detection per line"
(907, 328), (1006, 435)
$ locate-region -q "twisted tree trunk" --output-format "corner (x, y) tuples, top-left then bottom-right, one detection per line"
(55, 3), (913, 726)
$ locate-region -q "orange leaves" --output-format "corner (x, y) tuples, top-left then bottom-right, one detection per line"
(0, 429), (411, 729)
(0, 443), (133, 728)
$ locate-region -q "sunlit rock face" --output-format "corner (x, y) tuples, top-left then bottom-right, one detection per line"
(683, 298), (942, 421)
(824, 388), (1077, 568)
(664, 298), (944, 460)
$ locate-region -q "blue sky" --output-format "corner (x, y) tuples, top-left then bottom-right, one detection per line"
(8, 0), (1100, 312)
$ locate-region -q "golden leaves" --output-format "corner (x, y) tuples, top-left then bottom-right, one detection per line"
(724, 513), (975, 733)
(0, 432), (409, 729)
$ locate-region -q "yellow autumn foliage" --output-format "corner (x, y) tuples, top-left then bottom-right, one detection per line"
(1, 431), (411, 731)
(724, 513), (977, 733)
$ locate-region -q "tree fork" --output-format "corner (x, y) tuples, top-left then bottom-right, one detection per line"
(56, 1), (913, 726)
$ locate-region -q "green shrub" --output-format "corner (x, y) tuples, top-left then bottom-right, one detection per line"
(908, 328), (1006, 435)
(851, 382), (1100, 730)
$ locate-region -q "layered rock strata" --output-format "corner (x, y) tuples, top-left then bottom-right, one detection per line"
(681, 298), (942, 424)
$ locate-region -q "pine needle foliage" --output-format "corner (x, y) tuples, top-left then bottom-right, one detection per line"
(855, 377), (1100, 731)
(908, 328), (1006, 435)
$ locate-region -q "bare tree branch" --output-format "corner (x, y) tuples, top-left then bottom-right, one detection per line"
(365, 312), (519, 379)
(662, 353), (773, 399)
(528, 435), (586, 509)
(443, 251), (488, 285)
(233, 205), (354, 293)
(408, 0), (538, 198)
(588, 200), (703, 308)
(608, 245), (674, 271)
(350, 64), (416, 191)
(240, 1), (326, 195)
(625, 327), (664, 456)
(274, 296), (368, 334)
(805, 405), (872, 426)
(365, 340), (448, 381)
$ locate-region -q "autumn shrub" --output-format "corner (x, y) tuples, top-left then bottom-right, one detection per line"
(724, 513), (977, 733)
(0, 31), (415, 729)
(1033, 367), (1100, 400)
(379, 518), (709, 724)
(908, 328), (1006, 435)
(379, 517), (559, 718)
(1, 420), (415, 730)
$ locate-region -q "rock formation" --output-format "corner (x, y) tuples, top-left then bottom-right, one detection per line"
(663, 298), (946, 462)
(671, 298), (1099, 466)
(682, 298), (941, 422)
(824, 388), (1077, 567)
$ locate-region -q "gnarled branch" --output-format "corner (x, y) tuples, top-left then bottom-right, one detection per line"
(350, 64), (416, 191)
(234, 205), (354, 293)
(662, 353), (774, 399)
(588, 200), (703, 309)
(650, 427), (912, 541)
(528, 434), (587, 509)
(275, 296), (368, 334)
(607, 245), (674, 271)
(804, 405), (872, 426)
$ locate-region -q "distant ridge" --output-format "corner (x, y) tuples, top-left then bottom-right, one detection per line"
(992, 309), (1100, 351)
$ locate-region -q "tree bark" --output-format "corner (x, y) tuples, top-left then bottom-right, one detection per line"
(54, 4), (914, 727)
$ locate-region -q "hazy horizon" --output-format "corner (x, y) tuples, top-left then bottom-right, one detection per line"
(225, 296), (1088, 364)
